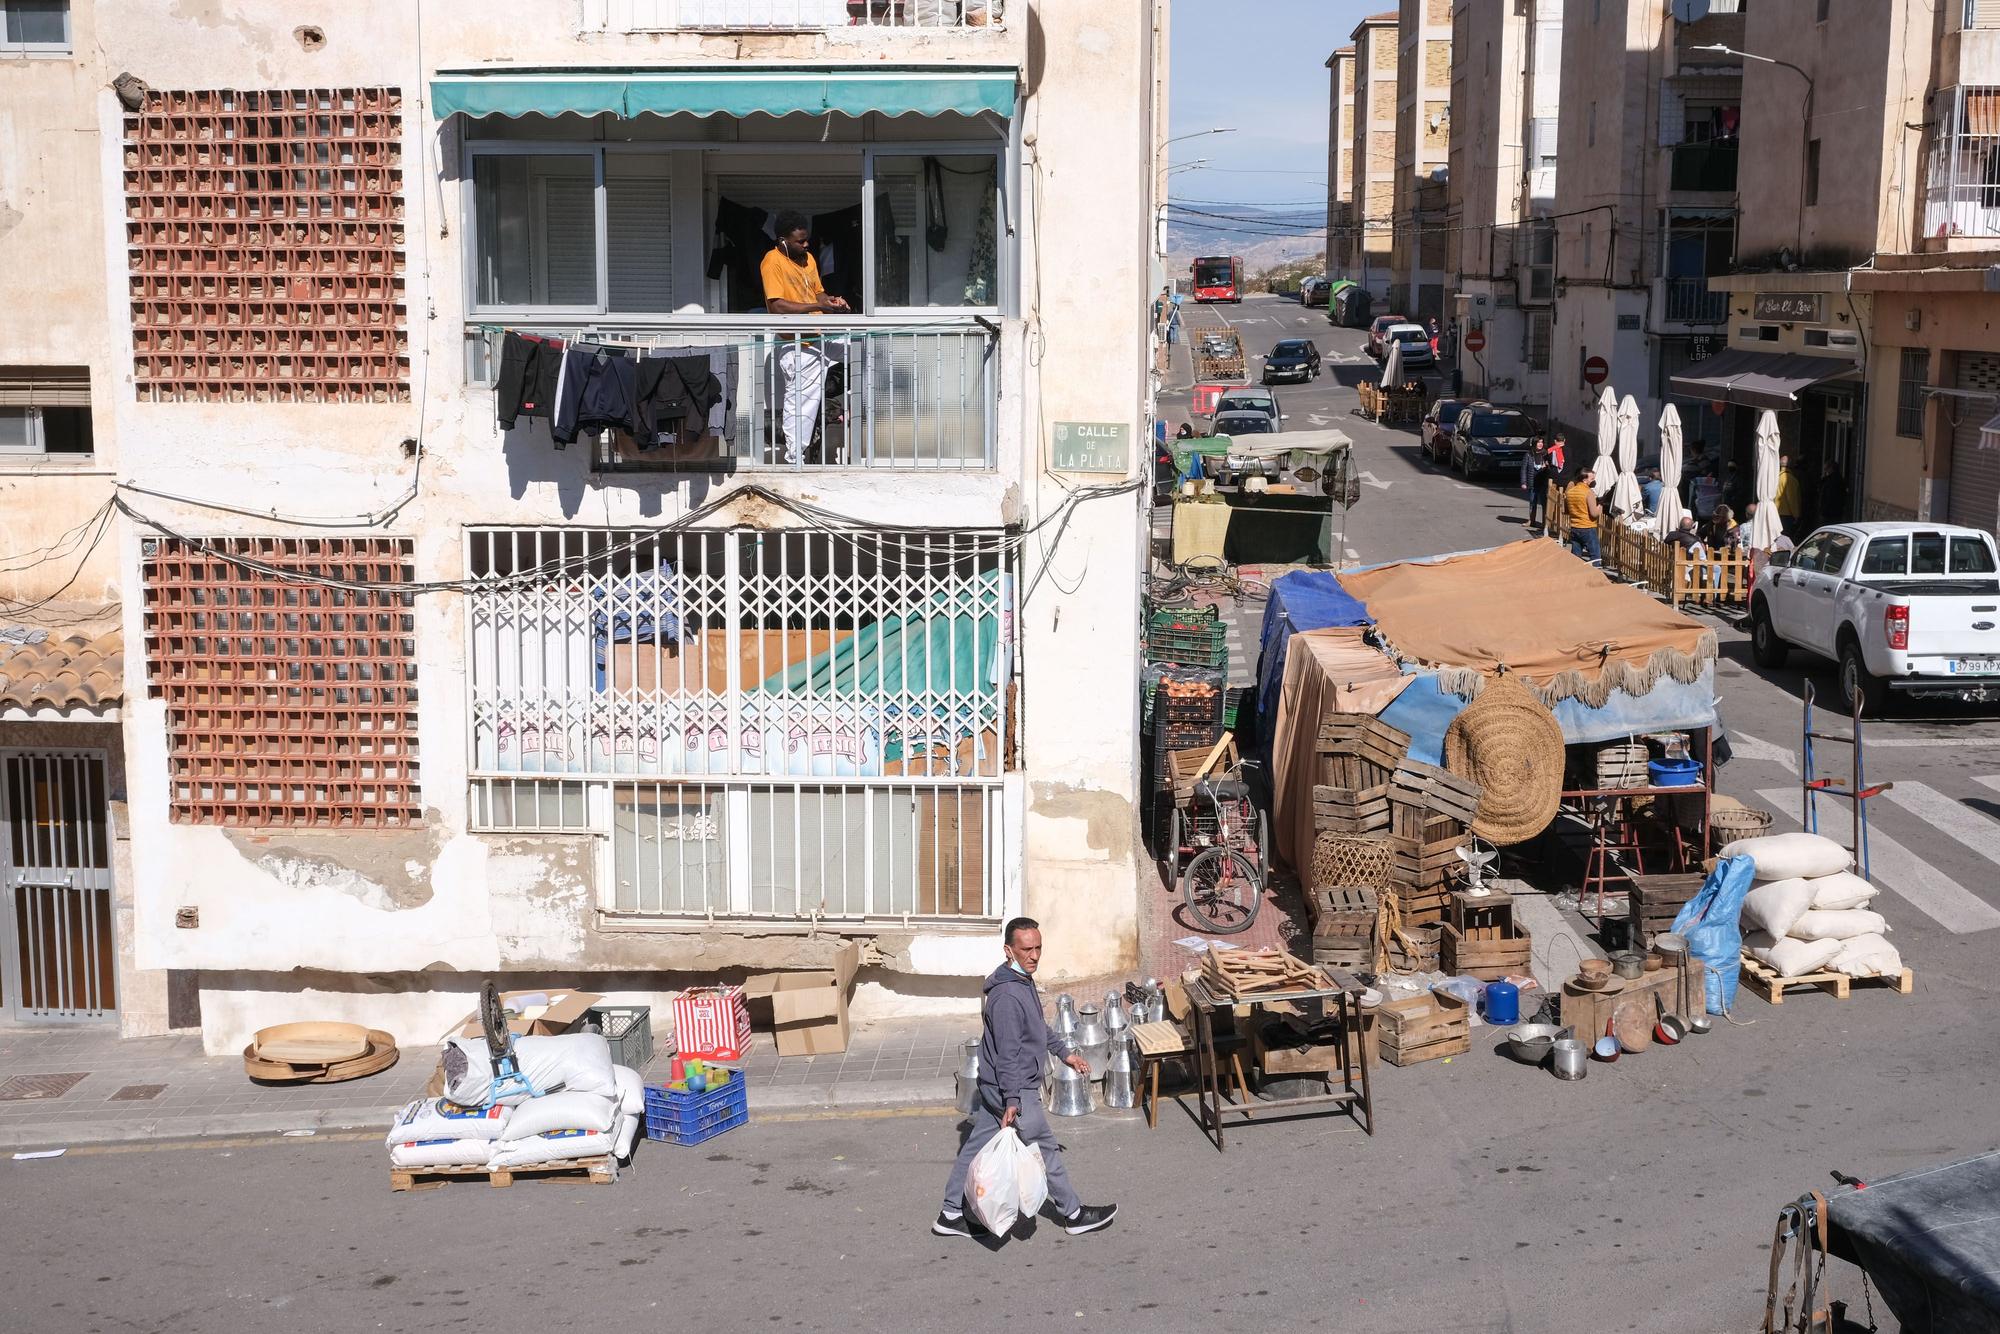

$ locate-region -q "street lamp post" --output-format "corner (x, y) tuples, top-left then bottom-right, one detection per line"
(1692, 43), (1814, 254)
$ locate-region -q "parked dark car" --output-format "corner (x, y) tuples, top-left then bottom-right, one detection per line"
(1263, 339), (1322, 384)
(1452, 408), (1541, 478)
(1366, 314), (1409, 359)
(1211, 411), (1279, 438)
(1421, 397), (1486, 466)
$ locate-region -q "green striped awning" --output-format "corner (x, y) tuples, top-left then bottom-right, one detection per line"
(431, 68), (1017, 120)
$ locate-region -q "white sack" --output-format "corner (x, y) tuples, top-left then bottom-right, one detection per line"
(1828, 932), (1904, 979)
(504, 1089), (617, 1140)
(614, 1064), (646, 1117)
(389, 1138), (495, 1169)
(968, 1127), (1044, 1235)
(1720, 832), (1852, 881)
(488, 1128), (614, 1169)
(1788, 908), (1889, 942)
(1739, 879), (1817, 939)
(614, 1110), (641, 1161)
(383, 1096), (512, 1147)
(1745, 930), (1842, 978)
(440, 1033), (618, 1107)
(1807, 871), (1879, 912)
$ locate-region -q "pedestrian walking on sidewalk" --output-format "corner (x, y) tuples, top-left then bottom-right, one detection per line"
(934, 918), (1118, 1239)
(1522, 439), (1551, 532)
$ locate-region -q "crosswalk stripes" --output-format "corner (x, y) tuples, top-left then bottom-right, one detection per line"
(1754, 787), (2000, 935)
(1880, 782), (2000, 871)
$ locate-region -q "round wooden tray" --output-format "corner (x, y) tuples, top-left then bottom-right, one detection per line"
(244, 1029), (399, 1084)
(252, 1021), (371, 1066)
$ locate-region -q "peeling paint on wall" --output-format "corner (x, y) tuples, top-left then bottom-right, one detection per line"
(1029, 781), (1133, 854)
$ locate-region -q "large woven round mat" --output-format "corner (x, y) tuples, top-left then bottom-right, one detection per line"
(1443, 674), (1564, 845)
(1312, 831), (1394, 891)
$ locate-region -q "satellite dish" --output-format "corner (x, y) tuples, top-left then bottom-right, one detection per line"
(1671, 0), (1712, 21)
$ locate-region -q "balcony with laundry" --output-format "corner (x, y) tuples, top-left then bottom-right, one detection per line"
(580, 0), (1007, 35)
(438, 68), (1017, 471)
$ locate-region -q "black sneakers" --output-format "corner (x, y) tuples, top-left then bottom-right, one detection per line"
(932, 1211), (975, 1238)
(1061, 1203), (1118, 1235)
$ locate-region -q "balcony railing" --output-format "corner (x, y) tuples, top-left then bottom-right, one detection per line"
(581, 0), (1003, 32)
(1663, 277), (1728, 324)
(1669, 142), (1739, 193)
(470, 317), (998, 471)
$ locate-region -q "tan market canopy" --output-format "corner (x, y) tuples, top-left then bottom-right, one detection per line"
(1338, 541), (1716, 707)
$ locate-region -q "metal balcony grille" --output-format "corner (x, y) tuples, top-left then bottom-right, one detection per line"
(1925, 86), (2000, 240)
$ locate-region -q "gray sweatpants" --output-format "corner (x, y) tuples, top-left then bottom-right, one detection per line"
(940, 1089), (1081, 1219)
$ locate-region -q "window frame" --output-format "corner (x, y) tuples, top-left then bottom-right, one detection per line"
(0, 405), (91, 460)
(1897, 347), (1931, 437)
(460, 139), (1008, 322)
(0, 0), (72, 55)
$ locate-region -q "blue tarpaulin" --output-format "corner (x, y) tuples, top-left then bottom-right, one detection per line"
(1254, 571), (1373, 724)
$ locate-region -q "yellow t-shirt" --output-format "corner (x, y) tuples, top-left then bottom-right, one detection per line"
(759, 246), (825, 310)
(1564, 480), (1597, 531)
(1774, 468), (1801, 518)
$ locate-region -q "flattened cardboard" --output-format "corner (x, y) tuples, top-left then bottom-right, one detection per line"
(449, 989), (603, 1041)
(744, 942), (863, 1056)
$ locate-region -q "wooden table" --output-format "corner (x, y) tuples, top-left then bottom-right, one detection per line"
(1182, 971), (1374, 1151)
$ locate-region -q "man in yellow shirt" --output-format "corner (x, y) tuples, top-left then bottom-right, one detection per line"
(1774, 451), (1802, 535)
(1564, 467), (1603, 565)
(760, 210), (851, 462)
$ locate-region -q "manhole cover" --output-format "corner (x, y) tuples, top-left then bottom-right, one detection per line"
(0, 1073), (88, 1102)
(109, 1084), (165, 1102)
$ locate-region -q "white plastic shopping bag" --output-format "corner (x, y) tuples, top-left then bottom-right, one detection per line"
(969, 1127), (1050, 1235)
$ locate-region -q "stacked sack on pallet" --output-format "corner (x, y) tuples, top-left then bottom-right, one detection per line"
(1724, 832), (1902, 980)
(384, 1033), (645, 1173)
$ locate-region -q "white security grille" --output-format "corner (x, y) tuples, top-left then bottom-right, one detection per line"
(1925, 87), (2000, 240)
(466, 526), (1011, 920)
(581, 0), (1004, 30)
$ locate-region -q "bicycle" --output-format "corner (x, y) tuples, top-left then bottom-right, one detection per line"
(1170, 760), (1267, 934)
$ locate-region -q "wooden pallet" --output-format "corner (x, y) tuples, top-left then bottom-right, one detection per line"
(391, 1155), (618, 1192)
(1738, 952), (1914, 1005)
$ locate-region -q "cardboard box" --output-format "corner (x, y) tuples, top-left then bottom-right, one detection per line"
(744, 942), (862, 1057)
(449, 989), (603, 1042)
(673, 985), (754, 1062)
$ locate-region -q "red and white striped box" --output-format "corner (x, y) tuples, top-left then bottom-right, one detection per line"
(672, 985), (752, 1062)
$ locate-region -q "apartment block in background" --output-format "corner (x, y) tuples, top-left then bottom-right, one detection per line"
(1350, 11), (1401, 301)
(1390, 0), (1450, 322)
(1325, 46), (1358, 283)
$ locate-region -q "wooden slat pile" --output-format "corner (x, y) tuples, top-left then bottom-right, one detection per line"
(1201, 947), (1333, 999)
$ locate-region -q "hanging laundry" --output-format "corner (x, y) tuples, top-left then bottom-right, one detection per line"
(708, 197), (775, 314)
(552, 345), (641, 449)
(496, 331), (564, 430)
(634, 354), (723, 451)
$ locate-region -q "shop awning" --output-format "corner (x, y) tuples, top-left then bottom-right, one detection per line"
(430, 68), (1018, 121)
(1666, 346), (1859, 412)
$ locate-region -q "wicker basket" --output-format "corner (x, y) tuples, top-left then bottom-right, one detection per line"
(1710, 802), (1774, 846)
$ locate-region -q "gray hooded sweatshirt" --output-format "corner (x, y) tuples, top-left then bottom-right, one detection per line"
(978, 962), (1073, 1111)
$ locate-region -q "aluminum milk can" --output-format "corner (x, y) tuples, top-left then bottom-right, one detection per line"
(954, 1038), (981, 1114)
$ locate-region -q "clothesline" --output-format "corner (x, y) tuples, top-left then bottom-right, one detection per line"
(472, 317), (999, 355)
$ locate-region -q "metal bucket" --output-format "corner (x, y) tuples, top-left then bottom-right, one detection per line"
(954, 1038), (981, 1114)
(1047, 1056), (1095, 1116)
(1551, 1038), (1589, 1081)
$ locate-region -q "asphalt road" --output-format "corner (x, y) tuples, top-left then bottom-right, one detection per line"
(8, 293), (1999, 1334)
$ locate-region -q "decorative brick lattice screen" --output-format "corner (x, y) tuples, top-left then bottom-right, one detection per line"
(124, 89), (408, 403)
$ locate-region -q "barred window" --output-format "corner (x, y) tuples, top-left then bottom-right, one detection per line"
(1526, 310), (1552, 371)
(141, 537), (419, 827)
(1898, 348), (1931, 438)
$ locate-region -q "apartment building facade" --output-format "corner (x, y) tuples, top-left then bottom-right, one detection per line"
(1548, 0), (1742, 458)
(1325, 46), (1357, 282)
(0, 0), (1161, 1051)
(1349, 12), (1401, 300)
(1445, 0), (1560, 412)
(1390, 0), (1451, 322)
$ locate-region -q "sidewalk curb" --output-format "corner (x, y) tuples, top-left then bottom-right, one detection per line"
(0, 1104), (402, 1152)
(752, 1076), (954, 1113)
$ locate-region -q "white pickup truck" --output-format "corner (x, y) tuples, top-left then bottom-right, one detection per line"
(1749, 522), (2000, 712)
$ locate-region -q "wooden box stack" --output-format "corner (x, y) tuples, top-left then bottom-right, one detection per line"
(1440, 889), (1533, 981)
(1305, 885), (1377, 968)
(1386, 921), (1441, 973)
(1627, 872), (1704, 950)
(1316, 715), (1411, 789)
(1387, 760), (1482, 840)
(1374, 989), (1470, 1066)
(1313, 781), (1391, 835)
(1388, 815), (1468, 924)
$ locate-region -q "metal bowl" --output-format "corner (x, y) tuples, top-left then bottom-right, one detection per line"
(1503, 1023), (1564, 1064)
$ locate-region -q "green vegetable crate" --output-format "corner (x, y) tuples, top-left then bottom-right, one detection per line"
(1145, 605), (1228, 670)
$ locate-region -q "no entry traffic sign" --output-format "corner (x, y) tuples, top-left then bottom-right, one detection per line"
(1463, 328), (1486, 353)
(1583, 355), (1609, 386)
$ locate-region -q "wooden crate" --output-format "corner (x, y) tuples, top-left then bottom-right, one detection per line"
(391, 1155), (618, 1192)
(1387, 761), (1482, 838)
(1253, 1018), (1371, 1077)
(1313, 782), (1393, 835)
(1307, 885), (1377, 938)
(1315, 714), (1411, 789)
(1390, 882), (1454, 926)
(1448, 889), (1516, 938)
(1628, 873), (1703, 947)
(1165, 738), (1239, 804)
(1386, 921), (1441, 972)
(1390, 826), (1467, 891)
(1441, 922), (1533, 981)
(1738, 952), (1915, 1005)
(1374, 989), (1469, 1067)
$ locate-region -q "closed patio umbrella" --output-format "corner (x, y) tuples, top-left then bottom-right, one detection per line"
(1750, 410), (1784, 550)
(1610, 394), (1643, 516)
(1591, 386), (1620, 496)
(1380, 339), (1403, 391)
(1656, 404), (1688, 535)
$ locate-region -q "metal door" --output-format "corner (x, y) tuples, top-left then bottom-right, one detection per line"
(1, 751), (116, 1023)
(1948, 353), (2000, 535)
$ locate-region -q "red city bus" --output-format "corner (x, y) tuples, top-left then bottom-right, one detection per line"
(1191, 255), (1242, 304)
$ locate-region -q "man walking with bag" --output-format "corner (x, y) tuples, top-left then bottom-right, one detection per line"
(934, 918), (1118, 1238)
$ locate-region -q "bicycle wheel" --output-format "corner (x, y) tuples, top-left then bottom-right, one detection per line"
(1181, 847), (1262, 934)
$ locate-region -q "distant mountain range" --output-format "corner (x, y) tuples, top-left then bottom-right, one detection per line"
(1165, 202), (1326, 280)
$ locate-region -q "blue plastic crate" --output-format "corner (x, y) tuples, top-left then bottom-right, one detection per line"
(644, 1075), (750, 1146)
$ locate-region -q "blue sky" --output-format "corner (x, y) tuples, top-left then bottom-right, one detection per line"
(1169, 0), (1379, 207)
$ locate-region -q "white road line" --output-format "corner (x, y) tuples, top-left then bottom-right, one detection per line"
(1756, 787), (2000, 934)
(1840, 736), (2000, 749)
(1881, 781), (2000, 867)
(1977, 775), (2000, 795)
(1729, 732), (1799, 775)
